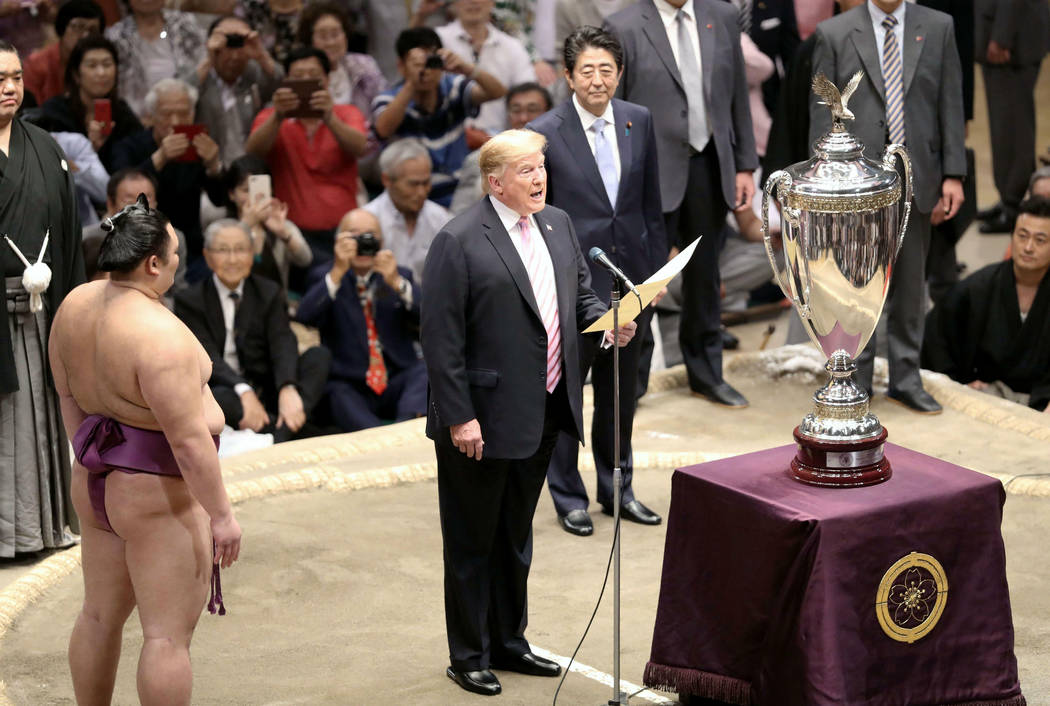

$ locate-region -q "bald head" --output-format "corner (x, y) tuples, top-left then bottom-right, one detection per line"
(338, 208), (382, 240)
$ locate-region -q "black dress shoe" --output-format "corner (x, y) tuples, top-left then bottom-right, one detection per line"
(978, 212), (1016, 234)
(720, 326), (740, 350)
(886, 387), (942, 414)
(491, 652), (562, 677)
(446, 667), (501, 695)
(601, 499), (662, 525)
(691, 382), (748, 408)
(976, 202), (1003, 221)
(558, 509), (593, 536)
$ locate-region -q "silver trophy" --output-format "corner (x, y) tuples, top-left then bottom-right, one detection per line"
(761, 71), (912, 487)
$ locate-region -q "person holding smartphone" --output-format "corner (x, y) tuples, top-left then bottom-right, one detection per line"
(38, 34), (142, 171)
(245, 46), (368, 266)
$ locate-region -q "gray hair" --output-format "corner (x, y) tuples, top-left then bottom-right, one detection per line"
(1029, 165), (1050, 194)
(204, 218), (251, 249)
(379, 138), (432, 178)
(144, 78), (199, 116)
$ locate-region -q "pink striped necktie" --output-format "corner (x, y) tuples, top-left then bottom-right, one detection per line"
(518, 216), (562, 392)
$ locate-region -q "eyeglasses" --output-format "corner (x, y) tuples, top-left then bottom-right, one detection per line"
(312, 29), (345, 42)
(209, 245), (252, 257)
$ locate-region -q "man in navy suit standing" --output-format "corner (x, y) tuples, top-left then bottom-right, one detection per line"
(421, 130), (636, 697)
(528, 26), (666, 536)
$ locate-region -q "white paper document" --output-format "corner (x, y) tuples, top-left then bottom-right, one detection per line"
(582, 236), (701, 333)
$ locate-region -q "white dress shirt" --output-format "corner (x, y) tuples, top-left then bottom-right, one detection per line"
(212, 274), (252, 397)
(868, 0), (906, 75)
(362, 190), (452, 284)
(489, 196), (558, 311)
(435, 20), (537, 134)
(571, 94), (621, 181)
(653, 0), (704, 79)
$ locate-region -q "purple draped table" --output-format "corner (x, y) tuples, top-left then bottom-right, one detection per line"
(643, 443), (1025, 706)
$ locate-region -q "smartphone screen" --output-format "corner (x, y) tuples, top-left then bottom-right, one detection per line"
(171, 124), (207, 162)
(93, 99), (112, 136)
(248, 174), (272, 207)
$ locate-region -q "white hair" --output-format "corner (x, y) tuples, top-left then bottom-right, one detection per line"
(144, 78), (199, 116)
(378, 138), (432, 178)
(203, 218), (251, 249)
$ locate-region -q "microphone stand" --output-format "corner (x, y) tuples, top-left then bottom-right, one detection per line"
(608, 278), (627, 706)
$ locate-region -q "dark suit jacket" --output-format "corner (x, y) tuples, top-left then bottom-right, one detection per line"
(974, 0), (1050, 66)
(918, 0), (974, 120)
(744, 0), (801, 114)
(296, 265), (421, 384)
(763, 33), (816, 182)
(174, 273), (300, 394)
(527, 98), (668, 299)
(810, 4), (967, 214)
(606, 0), (759, 213)
(421, 198), (608, 460)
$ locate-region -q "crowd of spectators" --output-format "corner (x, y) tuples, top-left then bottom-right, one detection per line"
(4, 0), (1048, 451)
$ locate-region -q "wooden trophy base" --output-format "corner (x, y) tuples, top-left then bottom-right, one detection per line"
(789, 427), (891, 488)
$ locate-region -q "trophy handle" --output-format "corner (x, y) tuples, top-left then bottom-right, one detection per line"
(882, 143), (913, 258)
(762, 171), (811, 318)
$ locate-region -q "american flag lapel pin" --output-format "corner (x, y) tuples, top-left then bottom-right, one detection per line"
(916, 36), (923, 42)
(706, 23), (712, 29)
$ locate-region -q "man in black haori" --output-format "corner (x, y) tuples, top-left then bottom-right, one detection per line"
(0, 40), (85, 557)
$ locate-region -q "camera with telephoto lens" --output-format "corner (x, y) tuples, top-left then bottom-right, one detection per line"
(225, 33), (247, 48)
(424, 52), (444, 70)
(354, 232), (380, 257)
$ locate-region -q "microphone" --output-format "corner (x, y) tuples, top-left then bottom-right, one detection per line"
(588, 246), (642, 303)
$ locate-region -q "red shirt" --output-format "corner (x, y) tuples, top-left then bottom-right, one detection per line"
(251, 104), (366, 232)
(23, 43), (64, 105)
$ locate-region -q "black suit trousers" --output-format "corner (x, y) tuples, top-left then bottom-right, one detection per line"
(667, 143), (730, 392)
(212, 345), (331, 441)
(546, 309), (653, 516)
(437, 381), (572, 671)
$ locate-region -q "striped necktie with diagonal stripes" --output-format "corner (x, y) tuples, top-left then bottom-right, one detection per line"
(882, 14), (905, 145)
(517, 216), (562, 393)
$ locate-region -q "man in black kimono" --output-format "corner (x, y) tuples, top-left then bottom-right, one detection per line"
(922, 196), (1050, 412)
(0, 40), (85, 557)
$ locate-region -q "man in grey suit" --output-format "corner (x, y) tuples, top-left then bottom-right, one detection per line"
(606, 0), (759, 408)
(810, 0), (966, 413)
(974, 0), (1050, 233)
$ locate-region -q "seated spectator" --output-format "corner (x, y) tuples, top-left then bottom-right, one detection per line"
(296, 208), (426, 432)
(223, 154), (312, 293)
(1029, 166), (1050, 199)
(363, 139), (451, 283)
(0, 0), (57, 59)
(194, 15), (283, 166)
(23, 0), (104, 105)
(175, 219), (332, 442)
(922, 196), (1050, 413)
(297, 0), (387, 119)
(372, 27), (506, 207)
(82, 167), (189, 298)
(436, 0), (537, 137)
(110, 78), (226, 280)
(105, 0), (205, 117)
(236, 0), (301, 66)
(506, 80), (551, 130)
(38, 34), (142, 171)
(50, 131), (108, 226)
(246, 46), (368, 263)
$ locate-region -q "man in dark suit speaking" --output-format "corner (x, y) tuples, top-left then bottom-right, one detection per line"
(528, 26), (667, 536)
(421, 129), (636, 697)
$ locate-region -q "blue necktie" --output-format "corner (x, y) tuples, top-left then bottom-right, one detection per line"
(882, 15), (905, 144)
(591, 117), (619, 209)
